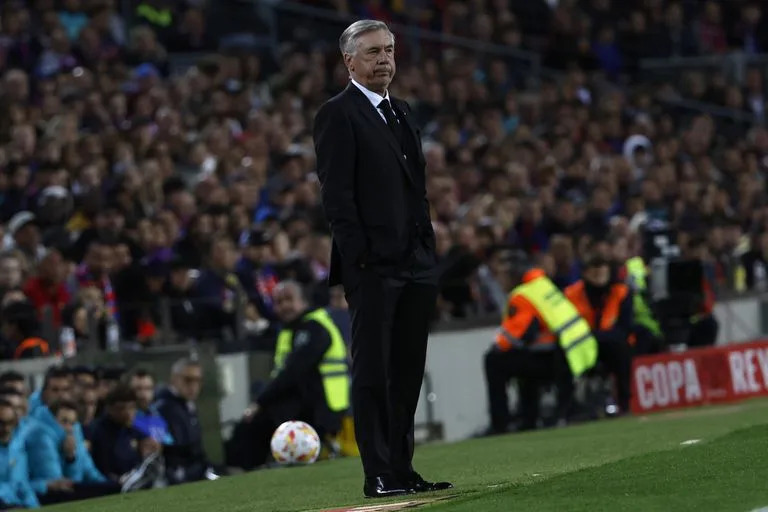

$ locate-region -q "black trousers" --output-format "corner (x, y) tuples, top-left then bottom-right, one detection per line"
(633, 325), (665, 356)
(344, 267), (437, 478)
(38, 482), (122, 505)
(597, 339), (633, 412)
(687, 314), (719, 348)
(484, 346), (573, 432)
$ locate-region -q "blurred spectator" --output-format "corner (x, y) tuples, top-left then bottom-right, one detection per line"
(237, 229), (279, 321)
(0, 253), (23, 301)
(0, 398), (39, 509)
(0, 301), (50, 360)
(88, 383), (163, 489)
(129, 369), (172, 445)
(78, 385), (99, 441)
(155, 358), (215, 485)
(23, 248), (70, 329)
(5, 212), (45, 268)
(34, 401), (122, 505)
(194, 236), (246, 339)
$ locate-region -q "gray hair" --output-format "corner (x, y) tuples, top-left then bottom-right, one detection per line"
(339, 19), (394, 55)
(171, 357), (201, 376)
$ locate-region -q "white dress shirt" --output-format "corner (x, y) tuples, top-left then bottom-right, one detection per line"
(351, 78), (393, 124)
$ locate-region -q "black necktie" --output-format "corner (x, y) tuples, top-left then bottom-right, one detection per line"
(378, 98), (403, 145)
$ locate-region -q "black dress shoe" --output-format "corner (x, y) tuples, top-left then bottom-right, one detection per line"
(403, 472), (454, 493)
(363, 476), (413, 498)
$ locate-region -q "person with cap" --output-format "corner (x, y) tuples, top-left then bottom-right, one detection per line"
(5, 211), (45, 267)
(236, 228), (280, 321)
(564, 252), (634, 414)
(0, 301), (50, 360)
(228, 281), (349, 470)
(484, 252), (598, 433)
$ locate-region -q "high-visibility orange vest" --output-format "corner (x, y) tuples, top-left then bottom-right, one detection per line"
(564, 281), (629, 332)
(13, 337), (50, 360)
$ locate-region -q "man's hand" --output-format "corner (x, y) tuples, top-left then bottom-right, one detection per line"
(242, 402), (260, 422)
(47, 479), (74, 492)
(60, 435), (76, 460)
(139, 437), (161, 457)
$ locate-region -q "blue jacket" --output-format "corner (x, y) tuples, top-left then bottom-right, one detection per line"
(27, 390), (43, 414)
(16, 416), (61, 495)
(29, 406), (105, 486)
(134, 406), (173, 445)
(0, 434), (39, 508)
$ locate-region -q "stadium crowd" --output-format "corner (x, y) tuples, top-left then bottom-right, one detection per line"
(0, 0), (766, 506)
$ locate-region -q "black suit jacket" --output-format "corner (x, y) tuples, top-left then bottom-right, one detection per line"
(314, 82), (436, 286)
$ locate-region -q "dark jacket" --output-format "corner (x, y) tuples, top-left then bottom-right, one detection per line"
(154, 388), (208, 485)
(314, 82), (437, 288)
(256, 314), (331, 409)
(89, 415), (147, 480)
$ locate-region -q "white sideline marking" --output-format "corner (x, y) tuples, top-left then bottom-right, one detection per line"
(747, 507), (768, 512)
(680, 439), (701, 446)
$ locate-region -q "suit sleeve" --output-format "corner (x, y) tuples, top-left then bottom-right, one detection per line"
(314, 101), (367, 266)
(257, 321), (331, 407)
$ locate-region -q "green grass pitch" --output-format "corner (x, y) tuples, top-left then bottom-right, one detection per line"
(46, 400), (768, 512)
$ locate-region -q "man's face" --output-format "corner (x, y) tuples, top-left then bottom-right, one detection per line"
(75, 373), (96, 391)
(131, 376), (154, 411)
(43, 376), (72, 405)
(212, 239), (237, 271)
(169, 268), (192, 291)
(173, 365), (202, 402)
(584, 263), (611, 287)
(345, 29), (395, 94)
(0, 406), (17, 444)
(273, 286), (305, 323)
(14, 224), (39, 251)
(0, 394), (24, 420)
(0, 257), (22, 289)
(4, 379), (27, 397)
(107, 400), (136, 427)
(55, 408), (78, 435)
(39, 251), (64, 283)
(81, 389), (98, 423)
(86, 244), (112, 276)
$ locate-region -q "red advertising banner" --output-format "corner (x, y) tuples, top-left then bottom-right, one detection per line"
(630, 339), (768, 414)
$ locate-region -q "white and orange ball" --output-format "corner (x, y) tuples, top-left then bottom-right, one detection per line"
(270, 420), (321, 465)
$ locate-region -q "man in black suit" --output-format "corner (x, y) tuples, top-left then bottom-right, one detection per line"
(313, 20), (452, 498)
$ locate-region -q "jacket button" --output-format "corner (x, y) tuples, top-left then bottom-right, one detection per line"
(403, 154), (407, 160)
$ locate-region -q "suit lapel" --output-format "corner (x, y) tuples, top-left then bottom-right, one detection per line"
(392, 100), (425, 165)
(344, 84), (414, 186)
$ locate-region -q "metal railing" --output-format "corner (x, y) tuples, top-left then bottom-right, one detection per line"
(639, 52), (768, 86)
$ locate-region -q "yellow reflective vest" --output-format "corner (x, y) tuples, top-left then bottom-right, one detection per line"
(513, 274), (598, 377)
(625, 257), (662, 337)
(274, 309), (350, 412)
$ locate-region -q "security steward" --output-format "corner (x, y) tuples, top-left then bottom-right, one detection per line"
(227, 280), (350, 470)
(484, 255), (598, 433)
(623, 255), (664, 355)
(564, 253), (634, 413)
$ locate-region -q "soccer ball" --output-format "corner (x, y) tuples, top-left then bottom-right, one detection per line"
(270, 421), (321, 465)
